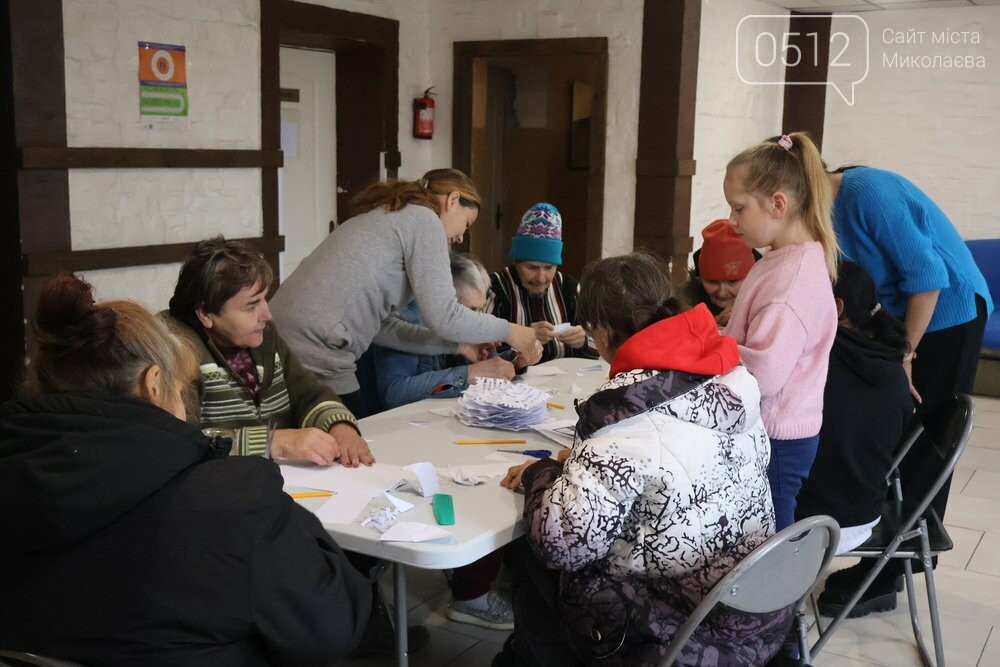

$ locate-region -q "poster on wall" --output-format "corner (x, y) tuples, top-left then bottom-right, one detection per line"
(138, 41), (188, 124)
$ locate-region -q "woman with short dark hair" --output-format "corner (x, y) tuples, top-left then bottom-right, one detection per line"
(167, 235), (371, 466)
(496, 252), (783, 667)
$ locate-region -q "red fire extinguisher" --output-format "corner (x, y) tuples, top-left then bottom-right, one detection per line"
(413, 86), (436, 140)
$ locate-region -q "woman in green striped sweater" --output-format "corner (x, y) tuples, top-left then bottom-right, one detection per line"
(167, 236), (373, 467)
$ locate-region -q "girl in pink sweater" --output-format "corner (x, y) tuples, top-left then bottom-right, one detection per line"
(723, 132), (838, 529)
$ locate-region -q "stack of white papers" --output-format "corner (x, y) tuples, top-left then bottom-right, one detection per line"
(280, 462), (430, 525)
(455, 378), (549, 430)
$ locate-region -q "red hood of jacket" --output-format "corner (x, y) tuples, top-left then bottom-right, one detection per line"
(609, 303), (740, 377)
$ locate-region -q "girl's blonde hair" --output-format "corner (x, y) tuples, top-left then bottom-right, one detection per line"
(349, 168), (482, 217)
(727, 131), (839, 281)
(32, 273), (196, 404)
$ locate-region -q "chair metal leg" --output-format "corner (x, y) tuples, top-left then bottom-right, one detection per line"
(902, 556), (933, 667)
(394, 563), (409, 667)
(809, 591), (825, 636)
(796, 610), (812, 665)
(919, 520), (946, 667)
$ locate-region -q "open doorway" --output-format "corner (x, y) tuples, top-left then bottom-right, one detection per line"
(261, 0), (399, 284)
(454, 38), (608, 280)
(279, 47), (336, 280)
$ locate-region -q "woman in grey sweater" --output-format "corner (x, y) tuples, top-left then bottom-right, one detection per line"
(270, 168), (537, 417)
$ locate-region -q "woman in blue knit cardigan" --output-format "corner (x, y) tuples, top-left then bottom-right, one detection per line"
(818, 157), (992, 618)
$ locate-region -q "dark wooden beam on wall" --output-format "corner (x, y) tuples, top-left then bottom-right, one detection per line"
(782, 12), (831, 150)
(23, 236), (286, 277)
(633, 0), (701, 286)
(4, 0), (70, 397)
(0, 0), (25, 397)
(20, 147), (284, 169)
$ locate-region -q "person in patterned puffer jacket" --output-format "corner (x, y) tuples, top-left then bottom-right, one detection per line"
(496, 252), (790, 667)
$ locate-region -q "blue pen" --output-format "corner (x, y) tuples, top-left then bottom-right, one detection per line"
(497, 448), (551, 459)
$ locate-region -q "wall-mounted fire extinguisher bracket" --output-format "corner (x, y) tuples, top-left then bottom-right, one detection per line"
(413, 86), (436, 140)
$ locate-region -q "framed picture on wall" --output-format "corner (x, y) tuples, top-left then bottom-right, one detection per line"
(569, 81), (593, 170)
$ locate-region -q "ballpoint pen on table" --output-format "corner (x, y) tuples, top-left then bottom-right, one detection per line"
(497, 448), (552, 459)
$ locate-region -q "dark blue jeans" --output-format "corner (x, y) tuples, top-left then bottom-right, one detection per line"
(768, 435), (820, 530)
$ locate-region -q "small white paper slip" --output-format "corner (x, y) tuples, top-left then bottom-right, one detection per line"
(406, 419), (430, 427)
(578, 363), (606, 373)
(315, 493), (373, 526)
(532, 418), (578, 447)
(379, 521), (452, 543)
(384, 492), (415, 512)
(402, 461), (440, 497)
(568, 383), (584, 395)
(552, 322), (572, 334)
(439, 462), (515, 485)
(427, 407), (454, 417)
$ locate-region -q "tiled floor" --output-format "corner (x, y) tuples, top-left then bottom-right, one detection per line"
(345, 395), (1000, 667)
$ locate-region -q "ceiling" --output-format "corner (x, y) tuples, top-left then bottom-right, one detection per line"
(760, 0), (1000, 13)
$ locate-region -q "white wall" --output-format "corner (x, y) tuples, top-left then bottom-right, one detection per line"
(62, 0), (262, 308)
(58, 0), (998, 310)
(824, 5), (1000, 240)
(691, 0), (786, 253)
(426, 0), (645, 256)
(296, 0), (436, 179)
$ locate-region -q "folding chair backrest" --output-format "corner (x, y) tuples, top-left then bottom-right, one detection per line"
(895, 394), (975, 528)
(658, 515), (840, 667)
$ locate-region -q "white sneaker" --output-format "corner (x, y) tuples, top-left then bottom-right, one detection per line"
(445, 591), (514, 630)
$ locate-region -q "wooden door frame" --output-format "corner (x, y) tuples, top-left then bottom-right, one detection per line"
(260, 0), (400, 270)
(453, 37), (608, 267)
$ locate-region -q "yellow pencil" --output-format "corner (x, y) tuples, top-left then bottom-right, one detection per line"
(455, 439), (528, 445)
(546, 402), (565, 409)
(288, 490), (335, 499)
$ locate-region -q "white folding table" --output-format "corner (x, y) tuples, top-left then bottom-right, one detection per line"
(296, 357), (607, 666)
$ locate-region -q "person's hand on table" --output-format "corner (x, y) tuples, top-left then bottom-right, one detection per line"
(469, 356), (516, 382)
(556, 448), (572, 463)
(714, 307), (733, 328)
(329, 422), (375, 467)
(457, 342), (481, 362)
(500, 460), (538, 493)
(530, 321), (555, 344)
(514, 340), (543, 370)
(554, 325), (587, 349)
(271, 427), (340, 466)
(507, 323), (538, 353)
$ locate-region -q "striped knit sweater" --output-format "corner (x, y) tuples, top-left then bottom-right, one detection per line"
(166, 316), (358, 457)
(485, 265), (599, 363)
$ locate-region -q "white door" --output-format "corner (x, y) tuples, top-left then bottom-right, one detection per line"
(279, 47), (336, 280)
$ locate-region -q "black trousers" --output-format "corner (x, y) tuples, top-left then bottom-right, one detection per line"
(505, 538), (584, 667)
(903, 294), (988, 521)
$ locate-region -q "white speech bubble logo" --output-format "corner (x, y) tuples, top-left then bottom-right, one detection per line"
(736, 15), (869, 106)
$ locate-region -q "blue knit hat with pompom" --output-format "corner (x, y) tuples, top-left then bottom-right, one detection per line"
(510, 202), (563, 265)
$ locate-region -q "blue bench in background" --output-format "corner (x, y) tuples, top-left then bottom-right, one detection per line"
(967, 239), (1000, 396)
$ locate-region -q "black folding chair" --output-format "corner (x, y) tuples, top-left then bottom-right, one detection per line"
(658, 515), (840, 667)
(810, 394), (976, 667)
